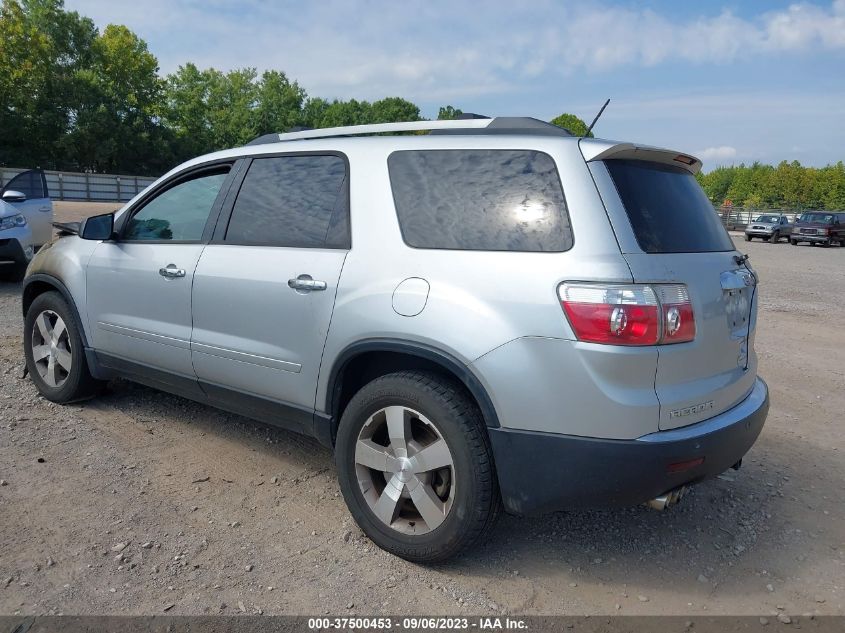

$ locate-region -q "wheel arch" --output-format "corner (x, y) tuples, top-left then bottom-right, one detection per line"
(22, 274), (90, 345)
(22, 274), (109, 380)
(324, 339), (500, 443)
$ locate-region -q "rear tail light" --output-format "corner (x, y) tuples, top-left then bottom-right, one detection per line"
(654, 284), (696, 343)
(558, 282), (696, 346)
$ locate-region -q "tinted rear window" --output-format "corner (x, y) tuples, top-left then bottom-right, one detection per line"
(388, 150), (572, 252)
(605, 159), (734, 253)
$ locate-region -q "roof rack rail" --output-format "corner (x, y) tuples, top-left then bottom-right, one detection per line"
(244, 117), (572, 145)
(247, 126), (314, 146)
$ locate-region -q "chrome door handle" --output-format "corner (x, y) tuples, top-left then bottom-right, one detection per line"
(39, 206), (51, 212)
(288, 275), (327, 292)
(159, 264), (186, 278)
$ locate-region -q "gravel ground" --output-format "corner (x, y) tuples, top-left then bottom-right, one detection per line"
(1, 222), (843, 616)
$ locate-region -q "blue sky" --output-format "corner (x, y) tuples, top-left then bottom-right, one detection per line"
(66, 0), (845, 170)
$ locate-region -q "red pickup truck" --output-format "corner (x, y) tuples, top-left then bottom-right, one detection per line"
(790, 212), (845, 247)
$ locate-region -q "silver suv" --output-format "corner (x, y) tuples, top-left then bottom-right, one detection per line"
(21, 117), (769, 562)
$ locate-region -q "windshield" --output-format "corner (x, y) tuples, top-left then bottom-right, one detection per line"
(754, 215), (780, 223)
(799, 213), (834, 224)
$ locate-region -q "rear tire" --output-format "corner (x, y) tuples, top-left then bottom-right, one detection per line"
(23, 291), (103, 403)
(335, 370), (500, 562)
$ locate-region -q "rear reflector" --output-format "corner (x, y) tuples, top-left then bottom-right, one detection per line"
(558, 282), (696, 346)
(666, 457), (705, 473)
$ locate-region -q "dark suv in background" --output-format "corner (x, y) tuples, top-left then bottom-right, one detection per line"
(790, 212), (845, 247)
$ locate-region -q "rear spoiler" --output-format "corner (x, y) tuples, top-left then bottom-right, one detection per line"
(579, 139), (702, 175)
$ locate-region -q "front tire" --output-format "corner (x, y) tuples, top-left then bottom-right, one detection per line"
(335, 371), (500, 562)
(24, 291), (103, 403)
(790, 239), (798, 245)
(744, 235), (752, 242)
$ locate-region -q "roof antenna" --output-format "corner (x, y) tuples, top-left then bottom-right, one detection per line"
(585, 98), (610, 137)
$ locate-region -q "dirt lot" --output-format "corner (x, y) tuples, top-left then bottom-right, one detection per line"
(1, 212), (843, 616)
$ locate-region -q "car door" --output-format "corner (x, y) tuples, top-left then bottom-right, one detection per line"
(1, 169), (52, 246)
(190, 153), (349, 428)
(86, 162), (237, 392)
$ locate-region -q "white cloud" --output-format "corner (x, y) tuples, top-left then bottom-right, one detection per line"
(696, 146), (738, 161)
(65, 1), (845, 101)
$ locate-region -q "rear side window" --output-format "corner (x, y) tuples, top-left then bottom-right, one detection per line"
(605, 159), (733, 253)
(225, 155), (349, 248)
(388, 150), (572, 252)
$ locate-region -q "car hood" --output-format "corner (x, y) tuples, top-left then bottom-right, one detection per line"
(795, 222), (832, 229)
(748, 221), (777, 228)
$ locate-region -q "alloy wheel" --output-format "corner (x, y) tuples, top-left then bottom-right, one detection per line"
(30, 310), (72, 388)
(354, 405), (455, 535)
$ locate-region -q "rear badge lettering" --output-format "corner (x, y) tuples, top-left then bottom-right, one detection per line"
(669, 401), (714, 419)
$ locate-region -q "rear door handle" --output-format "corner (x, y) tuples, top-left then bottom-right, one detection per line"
(288, 274), (327, 292)
(159, 264), (186, 278)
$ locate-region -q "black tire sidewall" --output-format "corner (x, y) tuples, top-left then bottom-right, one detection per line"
(24, 291), (90, 402)
(336, 373), (490, 559)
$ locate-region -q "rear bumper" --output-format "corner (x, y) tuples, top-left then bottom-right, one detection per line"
(489, 377), (768, 516)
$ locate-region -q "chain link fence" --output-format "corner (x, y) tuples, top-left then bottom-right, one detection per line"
(717, 207), (802, 230)
(0, 168), (157, 202)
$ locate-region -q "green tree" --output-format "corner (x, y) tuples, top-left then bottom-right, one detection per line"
(164, 63), (218, 160)
(0, 0), (97, 168)
(206, 68), (259, 148)
(254, 70), (307, 135)
(550, 112), (593, 137)
(437, 105), (463, 120)
(369, 97), (420, 124)
(62, 23), (168, 173)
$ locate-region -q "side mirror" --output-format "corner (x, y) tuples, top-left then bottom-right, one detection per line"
(2, 190), (27, 203)
(81, 212), (115, 240)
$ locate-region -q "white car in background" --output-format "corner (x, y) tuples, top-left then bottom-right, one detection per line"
(0, 169), (53, 281)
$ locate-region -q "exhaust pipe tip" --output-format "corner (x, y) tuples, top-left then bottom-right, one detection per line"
(646, 486), (687, 511)
(647, 494), (670, 511)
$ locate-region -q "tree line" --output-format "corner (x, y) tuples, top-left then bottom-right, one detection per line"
(2, 0), (843, 211)
(697, 161), (845, 211)
(0, 0), (462, 175)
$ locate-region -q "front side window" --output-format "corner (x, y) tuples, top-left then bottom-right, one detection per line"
(388, 150), (572, 252)
(3, 170), (46, 199)
(225, 155), (349, 248)
(123, 169), (229, 241)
